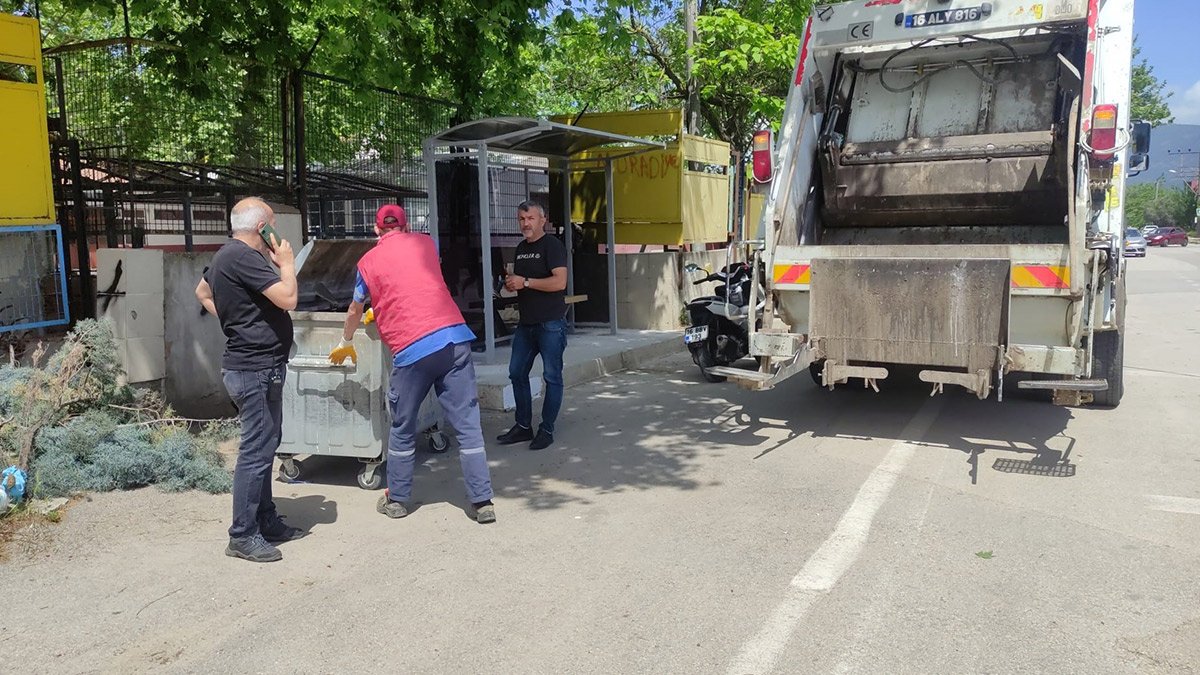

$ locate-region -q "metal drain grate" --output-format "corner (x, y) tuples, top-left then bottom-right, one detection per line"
(992, 457), (1076, 478)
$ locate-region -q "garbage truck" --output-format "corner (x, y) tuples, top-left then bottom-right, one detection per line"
(713, 0), (1149, 407)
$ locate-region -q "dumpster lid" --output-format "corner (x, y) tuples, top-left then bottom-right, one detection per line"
(293, 239), (376, 312)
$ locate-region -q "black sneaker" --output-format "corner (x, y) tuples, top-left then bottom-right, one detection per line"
(496, 424), (534, 445)
(530, 429), (554, 451)
(259, 515), (307, 543)
(225, 534), (282, 563)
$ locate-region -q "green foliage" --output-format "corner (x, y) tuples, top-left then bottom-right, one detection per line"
(692, 7), (801, 148)
(1131, 42), (1173, 127)
(1125, 184), (1197, 231)
(0, 320), (235, 498)
(32, 414), (233, 496)
(541, 0), (821, 154)
(533, 16), (670, 115)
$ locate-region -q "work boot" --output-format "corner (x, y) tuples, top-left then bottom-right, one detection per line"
(259, 515), (307, 543)
(225, 534), (282, 563)
(529, 429), (554, 451)
(496, 424), (533, 445)
(376, 494), (409, 519)
(472, 500), (497, 524)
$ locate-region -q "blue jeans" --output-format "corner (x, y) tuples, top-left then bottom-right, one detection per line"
(385, 342), (493, 504)
(509, 319), (567, 435)
(222, 366), (285, 539)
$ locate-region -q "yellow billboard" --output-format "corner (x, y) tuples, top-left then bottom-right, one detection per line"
(0, 14), (56, 225)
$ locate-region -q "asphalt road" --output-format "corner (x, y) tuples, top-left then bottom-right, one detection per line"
(3, 248), (1199, 674)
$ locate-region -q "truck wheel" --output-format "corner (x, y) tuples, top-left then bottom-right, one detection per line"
(1090, 329), (1124, 407)
(808, 360), (825, 387)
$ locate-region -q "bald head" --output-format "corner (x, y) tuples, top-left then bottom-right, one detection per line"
(230, 198), (274, 235)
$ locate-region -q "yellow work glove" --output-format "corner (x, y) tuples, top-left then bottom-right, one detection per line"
(363, 307), (375, 325)
(329, 338), (358, 365)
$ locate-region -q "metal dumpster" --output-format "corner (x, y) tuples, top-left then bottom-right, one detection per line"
(278, 240), (446, 490)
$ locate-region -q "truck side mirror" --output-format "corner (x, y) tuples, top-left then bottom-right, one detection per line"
(1127, 121), (1152, 176)
(1132, 120), (1151, 155)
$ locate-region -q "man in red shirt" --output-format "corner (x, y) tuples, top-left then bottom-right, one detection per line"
(330, 205), (495, 523)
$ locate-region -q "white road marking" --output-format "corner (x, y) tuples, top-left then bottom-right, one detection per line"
(1146, 495), (1200, 515)
(728, 399), (945, 675)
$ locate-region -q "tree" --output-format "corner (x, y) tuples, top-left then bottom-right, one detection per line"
(4, 0), (550, 118)
(541, 0), (818, 154)
(1130, 42), (1173, 126)
(1125, 183), (1197, 231)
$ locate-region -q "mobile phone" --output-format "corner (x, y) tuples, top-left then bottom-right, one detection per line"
(260, 223), (280, 251)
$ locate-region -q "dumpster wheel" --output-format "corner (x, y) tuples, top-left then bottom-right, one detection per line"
(357, 462), (383, 490)
(279, 457), (301, 482)
(429, 430), (450, 454)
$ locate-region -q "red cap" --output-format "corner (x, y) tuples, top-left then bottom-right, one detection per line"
(375, 204), (408, 231)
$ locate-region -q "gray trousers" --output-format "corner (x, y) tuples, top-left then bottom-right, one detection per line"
(386, 341), (493, 504)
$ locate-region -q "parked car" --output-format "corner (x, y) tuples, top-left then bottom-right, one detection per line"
(1146, 226), (1189, 247)
(1124, 228), (1147, 257)
(1141, 225), (1160, 237)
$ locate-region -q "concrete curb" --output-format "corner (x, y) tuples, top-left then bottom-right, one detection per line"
(476, 332), (682, 411)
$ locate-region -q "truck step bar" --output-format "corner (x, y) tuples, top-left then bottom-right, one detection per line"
(1017, 379), (1109, 391)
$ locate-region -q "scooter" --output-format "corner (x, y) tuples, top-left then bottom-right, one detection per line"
(683, 261), (761, 382)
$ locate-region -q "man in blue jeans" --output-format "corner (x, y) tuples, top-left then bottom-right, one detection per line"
(196, 198), (305, 563)
(498, 201), (569, 451)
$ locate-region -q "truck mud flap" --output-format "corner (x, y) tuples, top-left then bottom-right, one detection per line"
(809, 258), (1009, 373)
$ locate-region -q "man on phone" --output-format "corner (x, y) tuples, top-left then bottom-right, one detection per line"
(496, 200), (568, 451)
(195, 197), (304, 563)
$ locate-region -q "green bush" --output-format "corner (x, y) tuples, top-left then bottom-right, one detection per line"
(1, 320), (235, 498)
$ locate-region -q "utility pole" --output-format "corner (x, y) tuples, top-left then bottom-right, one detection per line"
(685, 0), (699, 134)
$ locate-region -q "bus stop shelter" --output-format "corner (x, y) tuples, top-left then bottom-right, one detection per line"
(423, 117), (664, 361)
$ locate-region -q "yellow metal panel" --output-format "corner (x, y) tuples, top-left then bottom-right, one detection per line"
(550, 109), (683, 138)
(0, 15), (54, 225)
(0, 15), (40, 65)
(680, 171), (729, 244)
(570, 146), (685, 225)
(615, 222), (685, 246)
(744, 191), (765, 239)
(681, 134), (731, 166)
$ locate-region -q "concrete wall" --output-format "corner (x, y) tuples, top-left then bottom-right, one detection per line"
(163, 252), (234, 418)
(614, 250), (728, 330)
(96, 249), (166, 384)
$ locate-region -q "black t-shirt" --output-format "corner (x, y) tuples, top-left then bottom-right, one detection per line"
(203, 240), (293, 370)
(513, 234), (568, 325)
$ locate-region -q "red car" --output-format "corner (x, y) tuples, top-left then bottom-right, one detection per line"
(1147, 227), (1189, 247)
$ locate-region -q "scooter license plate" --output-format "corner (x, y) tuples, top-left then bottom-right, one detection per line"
(684, 326), (709, 344)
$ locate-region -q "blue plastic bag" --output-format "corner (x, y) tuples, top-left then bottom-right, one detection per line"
(1, 466), (27, 506)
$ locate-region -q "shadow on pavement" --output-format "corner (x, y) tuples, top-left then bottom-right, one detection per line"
(273, 494), (339, 535)
(276, 353), (1078, 513)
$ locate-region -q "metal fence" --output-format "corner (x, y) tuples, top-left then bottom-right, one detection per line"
(41, 39), (458, 316)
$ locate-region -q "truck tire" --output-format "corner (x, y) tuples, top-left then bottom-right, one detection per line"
(809, 360), (825, 387)
(1090, 329), (1123, 407)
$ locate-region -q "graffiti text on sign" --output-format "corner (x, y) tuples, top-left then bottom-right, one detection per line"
(616, 152), (681, 180)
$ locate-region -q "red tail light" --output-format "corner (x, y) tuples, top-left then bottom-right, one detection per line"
(1089, 104), (1119, 160)
(752, 129), (773, 183)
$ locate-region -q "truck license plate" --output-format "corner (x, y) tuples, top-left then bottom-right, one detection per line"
(684, 326), (709, 344)
(904, 6), (985, 28)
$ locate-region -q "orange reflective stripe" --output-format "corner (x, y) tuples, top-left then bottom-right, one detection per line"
(773, 264), (811, 285)
(1011, 265), (1070, 289)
